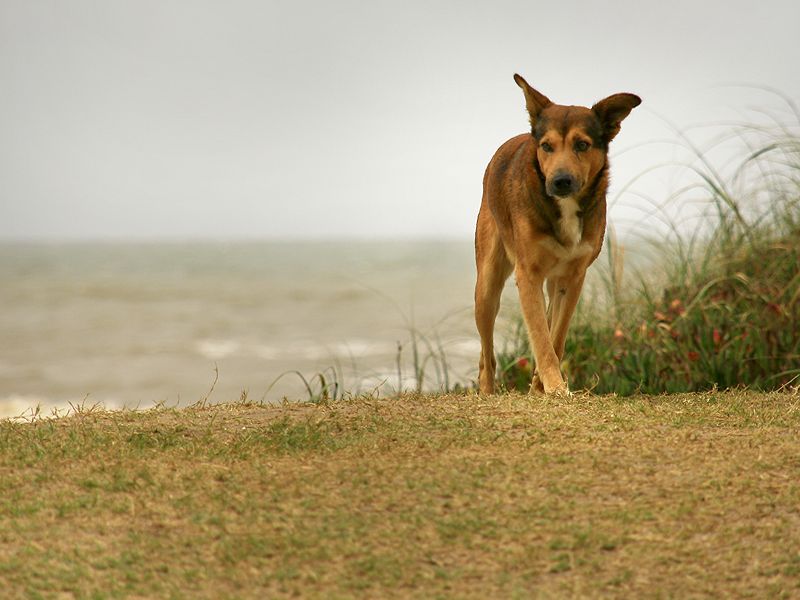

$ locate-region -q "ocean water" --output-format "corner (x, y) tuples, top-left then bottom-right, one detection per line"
(0, 240), (500, 418)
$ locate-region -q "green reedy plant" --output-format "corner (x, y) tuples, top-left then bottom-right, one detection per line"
(262, 307), (474, 403)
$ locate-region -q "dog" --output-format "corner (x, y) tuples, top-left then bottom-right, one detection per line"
(474, 74), (640, 395)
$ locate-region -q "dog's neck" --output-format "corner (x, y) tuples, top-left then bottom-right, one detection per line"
(578, 160), (608, 216)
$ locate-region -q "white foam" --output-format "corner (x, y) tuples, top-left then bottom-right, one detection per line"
(286, 341), (331, 360)
(254, 339), (390, 362)
(0, 394), (79, 420)
(196, 339), (240, 360)
(446, 338), (482, 356)
(253, 344), (282, 360)
(330, 339), (388, 357)
(358, 370), (401, 393)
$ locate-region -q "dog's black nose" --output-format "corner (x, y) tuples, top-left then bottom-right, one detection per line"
(551, 173), (576, 197)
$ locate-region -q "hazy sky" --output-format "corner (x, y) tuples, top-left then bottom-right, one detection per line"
(1, 0), (798, 241)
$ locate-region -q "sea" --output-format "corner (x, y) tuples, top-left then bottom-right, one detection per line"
(1, 240), (528, 418)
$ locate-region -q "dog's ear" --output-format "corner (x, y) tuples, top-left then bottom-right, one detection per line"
(592, 93), (641, 144)
(514, 74), (551, 125)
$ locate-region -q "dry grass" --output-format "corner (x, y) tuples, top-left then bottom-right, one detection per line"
(2, 391), (800, 598)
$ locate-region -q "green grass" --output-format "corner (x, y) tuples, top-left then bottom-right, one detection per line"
(2, 391), (800, 598)
(498, 105), (800, 395)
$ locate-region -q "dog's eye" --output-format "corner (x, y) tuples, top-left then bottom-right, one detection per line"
(540, 142), (554, 153)
(575, 140), (590, 152)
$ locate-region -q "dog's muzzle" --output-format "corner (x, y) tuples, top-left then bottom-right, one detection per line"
(548, 172), (579, 197)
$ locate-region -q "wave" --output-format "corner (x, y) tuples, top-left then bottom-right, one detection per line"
(195, 337), (397, 362)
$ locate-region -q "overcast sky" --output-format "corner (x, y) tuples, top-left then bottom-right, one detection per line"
(1, 0), (798, 241)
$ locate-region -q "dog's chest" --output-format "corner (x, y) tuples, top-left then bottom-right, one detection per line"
(538, 198), (593, 276)
(556, 197), (582, 247)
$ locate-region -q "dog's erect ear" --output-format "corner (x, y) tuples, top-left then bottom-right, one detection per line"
(513, 74), (552, 124)
(592, 93), (641, 144)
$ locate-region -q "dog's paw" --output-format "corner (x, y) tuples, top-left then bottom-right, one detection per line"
(532, 376), (571, 398)
(545, 383), (572, 398)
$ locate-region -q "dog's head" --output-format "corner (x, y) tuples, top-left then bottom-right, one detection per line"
(514, 74), (640, 199)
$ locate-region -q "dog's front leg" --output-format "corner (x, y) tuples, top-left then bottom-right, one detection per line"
(549, 270), (587, 362)
(515, 263), (567, 395)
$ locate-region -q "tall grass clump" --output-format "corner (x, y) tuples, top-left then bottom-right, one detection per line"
(262, 310), (474, 403)
(499, 102), (800, 394)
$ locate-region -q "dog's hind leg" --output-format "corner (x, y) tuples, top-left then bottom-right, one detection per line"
(475, 211), (512, 394)
(546, 278), (560, 330)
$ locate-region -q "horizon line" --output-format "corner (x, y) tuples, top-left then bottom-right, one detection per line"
(0, 234), (476, 245)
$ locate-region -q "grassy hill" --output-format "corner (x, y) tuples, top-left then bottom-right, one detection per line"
(2, 391), (799, 598)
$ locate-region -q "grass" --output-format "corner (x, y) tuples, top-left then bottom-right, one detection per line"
(498, 102), (800, 395)
(2, 390), (800, 598)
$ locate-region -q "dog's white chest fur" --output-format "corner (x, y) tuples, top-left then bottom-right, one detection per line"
(535, 197), (592, 277)
(557, 197), (582, 248)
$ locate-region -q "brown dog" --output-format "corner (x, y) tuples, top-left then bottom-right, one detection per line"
(475, 74), (640, 395)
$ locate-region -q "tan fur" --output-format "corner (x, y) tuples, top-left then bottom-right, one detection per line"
(475, 74), (640, 395)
